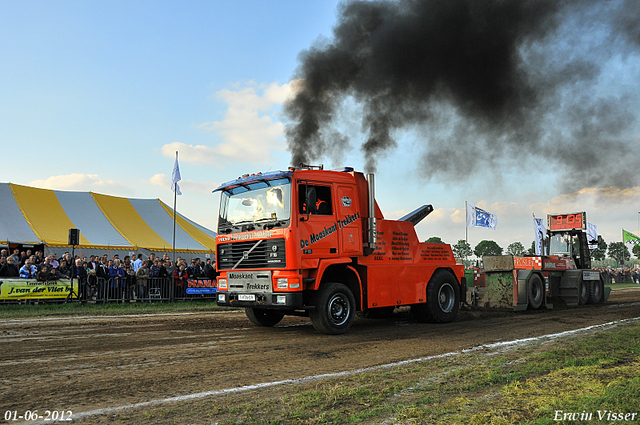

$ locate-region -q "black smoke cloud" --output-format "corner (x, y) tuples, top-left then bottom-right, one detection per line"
(285, 0), (640, 188)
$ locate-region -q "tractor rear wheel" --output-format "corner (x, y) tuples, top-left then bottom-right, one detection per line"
(588, 278), (604, 304)
(578, 280), (589, 305)
(528, 274), (544, 309)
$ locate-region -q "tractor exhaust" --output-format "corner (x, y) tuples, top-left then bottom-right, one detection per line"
(366, 173), (377, 254)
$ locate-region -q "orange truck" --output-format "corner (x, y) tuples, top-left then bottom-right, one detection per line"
(471, 212), (609, 311)
(214, 165), (466, 334)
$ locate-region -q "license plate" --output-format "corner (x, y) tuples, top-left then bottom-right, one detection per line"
(238, 294), (256, 301)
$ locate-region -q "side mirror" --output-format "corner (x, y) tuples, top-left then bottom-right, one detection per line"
(300, 184), (316, 221)
(306, 187), (317, 214)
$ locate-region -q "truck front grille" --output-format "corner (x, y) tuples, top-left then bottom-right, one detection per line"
(217, 238), (286, 270)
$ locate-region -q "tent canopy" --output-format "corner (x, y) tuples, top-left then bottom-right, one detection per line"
(0, 183), (216, 253)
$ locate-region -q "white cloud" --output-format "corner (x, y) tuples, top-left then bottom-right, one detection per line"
(148, 173), (219, 195)
(162, 80), (302, 165)
(29, 174), (132, 195)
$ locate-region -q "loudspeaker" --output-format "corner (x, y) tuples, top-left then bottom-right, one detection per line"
(68, 228), (79, 246)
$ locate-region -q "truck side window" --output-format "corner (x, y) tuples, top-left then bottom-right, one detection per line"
(299, 184), (332, 215)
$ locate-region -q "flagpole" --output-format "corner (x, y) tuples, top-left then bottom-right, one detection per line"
(172, 151), (179, 301)
(465, 201), (468, 243)
(172, 151), (178, 268)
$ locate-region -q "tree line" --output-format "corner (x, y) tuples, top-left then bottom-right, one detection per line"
(424, 236), (637, 265)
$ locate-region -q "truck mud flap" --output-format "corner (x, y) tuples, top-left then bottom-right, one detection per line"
(559, 270), (581, 307)
(513, 269), (531, 311)
(603, 286), (611, 302)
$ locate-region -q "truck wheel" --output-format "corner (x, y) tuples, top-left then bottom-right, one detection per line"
(245, 308), (285, 327)
(588, 278), (603, 304)
(578, 280), (589, 305)
(527, 275), (544, 309)
(309, 282), (356, 335)
(414, 270), (459, 323)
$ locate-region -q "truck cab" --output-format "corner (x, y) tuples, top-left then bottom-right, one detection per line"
(214, 165), (465, 334)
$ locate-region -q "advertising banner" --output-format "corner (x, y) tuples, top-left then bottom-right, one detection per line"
(0, 279), (79, 300)
(186, 278), (217, 295)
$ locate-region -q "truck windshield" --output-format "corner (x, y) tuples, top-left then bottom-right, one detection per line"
(218, 178), (291, 232)
(549, 234), (572, 256)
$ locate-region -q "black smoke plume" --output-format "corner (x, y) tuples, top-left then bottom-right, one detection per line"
(285, 0), (640, 188)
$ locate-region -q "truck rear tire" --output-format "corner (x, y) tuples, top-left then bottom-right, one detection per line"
(588, 278), (604, 304)
(578, 280), (589, 305)
(528, 275), (544, 309)
(309, 282), (356, 335)
(414, 270), (459, 323)
(245, 308), (285, 327)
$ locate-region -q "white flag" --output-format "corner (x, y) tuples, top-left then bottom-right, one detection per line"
(466, 203), (497, 229)
(587, 222), (598, 249)
(533, 214), (546, 255)
(171, 151), (182, 195)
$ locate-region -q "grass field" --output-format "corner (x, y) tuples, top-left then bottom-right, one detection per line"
(161, 321), (639, 425)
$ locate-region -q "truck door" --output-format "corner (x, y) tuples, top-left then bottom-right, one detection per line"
(298, 183), (339, 258)
(336, 185), (361, 254)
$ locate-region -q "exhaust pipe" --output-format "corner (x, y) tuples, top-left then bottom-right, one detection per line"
(366, 173), (377, 254)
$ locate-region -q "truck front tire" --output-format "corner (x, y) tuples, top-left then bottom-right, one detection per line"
(310, 282), (356, 335)
(414, 270), (459, 323)
(245, 308), (285, 327)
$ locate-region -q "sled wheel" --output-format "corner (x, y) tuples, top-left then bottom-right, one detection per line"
(414, 270), (459, 323)
(588, 278), (603, 304)
(528, 274), (544, 309)
(245, 308), (285, 327)
(578, 280), (589, 305)
(310, 282), (356, 335)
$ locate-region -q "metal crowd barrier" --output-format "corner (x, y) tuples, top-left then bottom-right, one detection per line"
(87, 276), (217, 303)
(0, 275), (218, 304)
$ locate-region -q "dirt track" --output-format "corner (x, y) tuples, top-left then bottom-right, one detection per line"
(2, 288), (640, 423)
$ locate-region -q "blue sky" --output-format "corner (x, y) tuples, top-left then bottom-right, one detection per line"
(1, 0), (639, 256)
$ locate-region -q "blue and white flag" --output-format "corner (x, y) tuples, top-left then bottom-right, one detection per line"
(466, 203), (497, 229)
(587, 222), (598, 249)
(171, 151), (182, 195)
(533, 214), (546, 255)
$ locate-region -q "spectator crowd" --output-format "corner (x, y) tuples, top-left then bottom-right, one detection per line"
(593, 266), (640, 284)
(0, 248), (218, 301)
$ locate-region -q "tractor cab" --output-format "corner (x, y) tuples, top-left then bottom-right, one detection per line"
(548, 230), (591, 270)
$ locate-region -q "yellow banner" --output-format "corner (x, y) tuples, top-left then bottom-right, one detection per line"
(0, 279), (79, 300)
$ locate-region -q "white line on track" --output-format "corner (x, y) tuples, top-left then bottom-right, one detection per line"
(22, 315), (640, 425)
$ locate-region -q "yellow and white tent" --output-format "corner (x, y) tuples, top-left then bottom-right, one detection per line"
(0, 183), (216, 255)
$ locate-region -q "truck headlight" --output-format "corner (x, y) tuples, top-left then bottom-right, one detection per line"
(217, 293), (226, 303)
(276, 278), (288, 289)
(218, 278), (228, 290)
(276, 295), (287, 304)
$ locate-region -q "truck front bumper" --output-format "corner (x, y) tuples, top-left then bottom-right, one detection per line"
(216, 291), (304, 309)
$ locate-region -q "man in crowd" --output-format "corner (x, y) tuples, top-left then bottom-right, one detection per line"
(10, 249), (21, 266)
(19, 260), (37, 279)
(34, 251), (44, 265)
(132, 253), (143, 272)
(204, 258), (217, 280)
(75, 258), (88, 300)
(0, 256), (20, 277)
